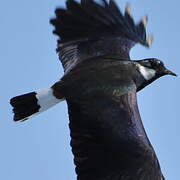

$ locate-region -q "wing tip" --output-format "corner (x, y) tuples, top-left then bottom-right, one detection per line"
(50, 0), (154, 50)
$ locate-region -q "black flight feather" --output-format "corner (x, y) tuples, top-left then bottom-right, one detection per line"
(50, 0), (153, 73)
(64, 86), (165, 180)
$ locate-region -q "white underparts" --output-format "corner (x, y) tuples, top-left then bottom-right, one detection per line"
(137, 64), (156, 80)
(36, 88), (64, 113)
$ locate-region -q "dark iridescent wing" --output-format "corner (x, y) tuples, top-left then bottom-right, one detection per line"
(66, 89), (164, 180)
(54, 61), (164, 179)
(50, 0), (153, 73)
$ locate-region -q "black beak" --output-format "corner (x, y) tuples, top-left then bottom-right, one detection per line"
(164, 69), (177, 77)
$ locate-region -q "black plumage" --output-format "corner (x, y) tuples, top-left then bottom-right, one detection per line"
(50, 0), (172, 179)
(56, 57), (167, 180)
(67, 91), (162, 180)
(10, 92), (40, 121)
(50, 0), (153, 73)
(10, 0), (176, 179)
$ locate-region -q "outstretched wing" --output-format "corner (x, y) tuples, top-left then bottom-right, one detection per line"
(66, 89), (164, 180)
(50, 0), (153, 73)
(57, 63), (164, 180)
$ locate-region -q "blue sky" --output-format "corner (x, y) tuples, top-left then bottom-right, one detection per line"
(1, 0), (180, 179)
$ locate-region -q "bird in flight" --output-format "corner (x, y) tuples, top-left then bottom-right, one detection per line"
(10, 0), (176, 179)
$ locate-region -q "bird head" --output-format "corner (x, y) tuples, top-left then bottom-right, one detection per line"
(134, 58), (177, 91)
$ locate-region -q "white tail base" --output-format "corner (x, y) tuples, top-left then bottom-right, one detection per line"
(36, 88), (64, 113)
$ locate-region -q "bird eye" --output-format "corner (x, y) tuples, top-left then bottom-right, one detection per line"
(157, 60), (161, 65)
(156, 60), (163, 67)
(151, 60), (163, 68)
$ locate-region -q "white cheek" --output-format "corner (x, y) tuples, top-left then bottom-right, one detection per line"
(138, 65), (156, 80)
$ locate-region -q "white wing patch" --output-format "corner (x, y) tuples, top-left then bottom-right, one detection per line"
(137, 64), (156, 80)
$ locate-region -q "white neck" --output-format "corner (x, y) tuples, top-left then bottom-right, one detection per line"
(137, 64), (156, 80)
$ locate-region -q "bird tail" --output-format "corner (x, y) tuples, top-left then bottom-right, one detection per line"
(10, 88), (64, 122)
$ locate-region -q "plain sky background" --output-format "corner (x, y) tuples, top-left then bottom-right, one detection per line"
(1, 0), (180, 179)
